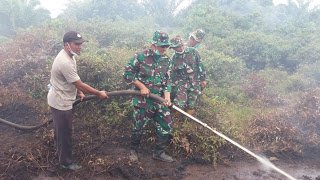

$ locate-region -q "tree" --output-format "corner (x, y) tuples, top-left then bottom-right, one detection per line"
(140, 0), (185, 26)
(0, 0), (50, 36)
(67, 0), (146, 21)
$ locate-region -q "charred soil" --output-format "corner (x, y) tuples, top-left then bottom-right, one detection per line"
(1, 104), (319, 180)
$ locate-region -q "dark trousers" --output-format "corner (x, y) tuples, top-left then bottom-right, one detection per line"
(51, 107), (73, 165)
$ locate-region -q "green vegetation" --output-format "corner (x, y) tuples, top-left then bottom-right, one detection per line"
(1, 0), (320, 163)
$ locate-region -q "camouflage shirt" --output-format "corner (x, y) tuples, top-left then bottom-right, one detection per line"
(124, 48), (172, 96)
(170, 47), (206, 87)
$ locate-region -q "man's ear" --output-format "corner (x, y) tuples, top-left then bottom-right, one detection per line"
(66, 43), (72, 51)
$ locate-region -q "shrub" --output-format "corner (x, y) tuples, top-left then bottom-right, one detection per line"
(290, 88), (320, 150)
(202, 50), (245, 88)
(242, 72), (285, 107)
(246, 110), (304, 157)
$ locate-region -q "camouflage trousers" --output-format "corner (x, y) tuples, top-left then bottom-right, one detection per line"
(131, 101), (173, 153)
(172, 83), (202, 110)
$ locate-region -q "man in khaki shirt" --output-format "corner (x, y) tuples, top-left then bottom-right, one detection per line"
(48, 31), (108, 170)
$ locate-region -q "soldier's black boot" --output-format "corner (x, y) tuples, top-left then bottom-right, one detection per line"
(153, 137), (174, 163)
(129, 132), (141, 162)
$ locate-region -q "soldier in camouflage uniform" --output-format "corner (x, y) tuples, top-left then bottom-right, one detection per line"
(170, 35), (207, 115)
(123, 30), (174, 163)
(187, 28), (206, 49)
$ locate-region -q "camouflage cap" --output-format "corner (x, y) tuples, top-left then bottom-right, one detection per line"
(152, 30), (171, 46)
(190, 29), (205, 42)
(169, 35), (183, 48)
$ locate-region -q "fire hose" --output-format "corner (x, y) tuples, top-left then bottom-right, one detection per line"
(0, 90), (163, 131)
(0, 89), (296, 179)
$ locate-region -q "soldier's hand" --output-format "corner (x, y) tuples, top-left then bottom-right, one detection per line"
(163, 97), (172, 107)
(140, 87), (150, 97)
(163, 100), (172, 107)
(97, 90), (108, 99)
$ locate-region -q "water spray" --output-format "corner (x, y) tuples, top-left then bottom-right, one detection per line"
(172, 105), (296, 180)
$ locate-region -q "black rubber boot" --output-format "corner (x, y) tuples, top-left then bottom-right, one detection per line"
(129, 132), (141, 162)
(131, 131), (142, 147)
(152, 152), (174, 163)
(153, 137), (174, 163)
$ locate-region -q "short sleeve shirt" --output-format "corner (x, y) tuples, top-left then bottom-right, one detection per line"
(47, 49), (80, 110)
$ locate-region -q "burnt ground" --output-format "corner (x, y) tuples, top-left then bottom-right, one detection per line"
(0, 103), (203, 180)
(1, 103), (320, 180)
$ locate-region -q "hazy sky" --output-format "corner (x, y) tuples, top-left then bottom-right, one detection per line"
(40, 0), (69, 18)
(40, 0), (320, 18)
(273, 0), (320, 7)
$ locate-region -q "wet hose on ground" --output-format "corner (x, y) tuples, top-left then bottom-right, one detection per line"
(0, 90), (166, 131)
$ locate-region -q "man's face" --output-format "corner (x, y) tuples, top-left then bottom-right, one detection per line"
(155, 45), (169, 55)
(189, 37), (201, 47)
(190, 38), (199, 47)
(173, 45), (184, 53)
(67, 42), (83, 55)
